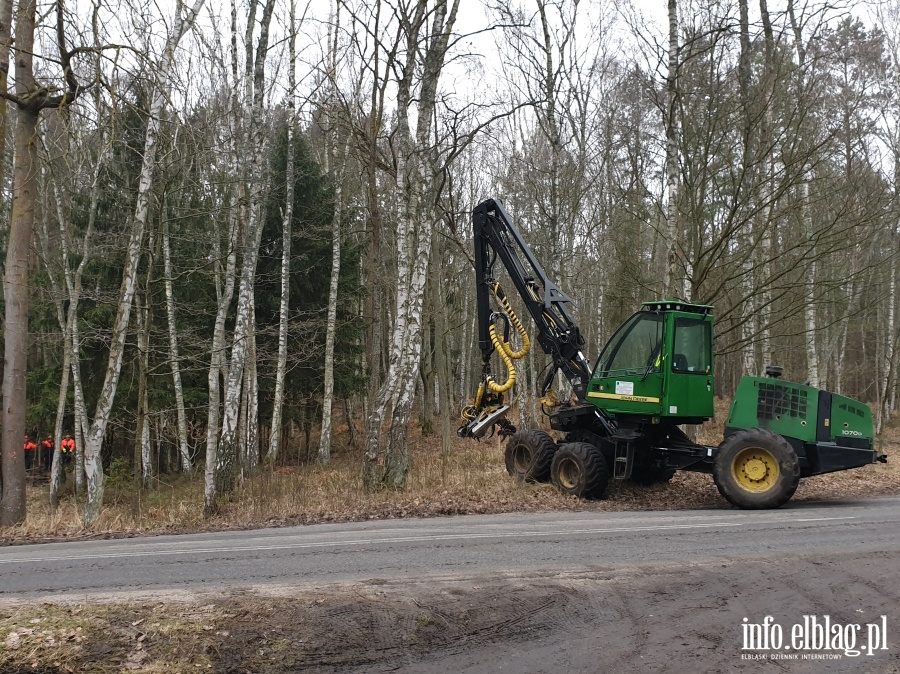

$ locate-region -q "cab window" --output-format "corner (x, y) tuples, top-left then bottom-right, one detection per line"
(672, 317), (711, 374)
(594, 313), (663, 377)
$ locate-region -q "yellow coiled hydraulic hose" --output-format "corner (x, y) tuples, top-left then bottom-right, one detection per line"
(485, 283), (530, 393)
(460, 283), (533, 425)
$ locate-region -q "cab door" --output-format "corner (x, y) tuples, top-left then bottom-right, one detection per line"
(663, 315), (714, 420)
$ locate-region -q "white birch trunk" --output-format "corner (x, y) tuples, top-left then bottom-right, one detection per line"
(801, 184), (819, 388)
(268, 0), (298, 463)
(217, 187), (267, 491)
(363, 6), (421, 489)
(833, 260), (861, 395)
(52, 126), (105, 496)
(50, 119), (102, 494)
(318, 120), (352, 464)
(760, 206), (774, 369)
(381, 0), (461, 490)
(787, 0), (819, 388)
(244, 303), (259, 472)
(81, 0), (205, 525)
(203, 205), (239, 514)
(162, 219), (192, 472)
(204, 0), (242, 515)
(138, 299), (153, 483)
(35, 167), (69, 508)
(317, 0), (354, 464)
(317, 179), (344, 464)
(217, 0), (276, 492)
(879, 244), (897, 433)
(664, 0), (680, 297)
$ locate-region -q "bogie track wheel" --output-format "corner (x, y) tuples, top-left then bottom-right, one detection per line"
(550, 442), (610, 499)
(504, 430), (558, 483)
(713, 428), (800, 509)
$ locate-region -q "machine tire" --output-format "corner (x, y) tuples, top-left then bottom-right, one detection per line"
(504, 430), (558, 483)
(630, 466), (676, 486)
(713, 428), (800, 509)
(550, 442), (610, 499)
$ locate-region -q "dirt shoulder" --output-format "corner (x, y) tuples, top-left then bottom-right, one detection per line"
(3, 551), (899, 673)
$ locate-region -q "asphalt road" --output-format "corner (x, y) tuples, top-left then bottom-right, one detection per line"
(2, 497), (899, 602)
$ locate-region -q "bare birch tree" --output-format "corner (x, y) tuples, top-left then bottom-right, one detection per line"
(267, 0), (298, 464)
(318, 1), (357, 465)
(213, 0), (276, 503)
(79, 0), (206, 525)
(203, 0), (242, 516)
(162, 215), (193, 472)
(363, 0), (460, 491)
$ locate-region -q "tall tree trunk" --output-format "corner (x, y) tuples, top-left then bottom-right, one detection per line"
(318, 133), (350, 463)
(738, 0), (756, 376)
(0, 0), (13, 204)
(243, 304), (259, 473)
(36, 160), (69, 509)
(758, 0), (775, 370)
(50, 343), (70, 507)
(880, 237), (898, 432)
(216, 0), (276, 498)
(136, 295), (153, 485)
(204, 0), (242, 515)
(162, 218), (192, 472)
(431, 236), (453, 483)
(203, 199), (239, 514)
(1, 0), (39, 526)
(267, 0), (296, 464)
(787, 0), (819, 387)
(664, 0), (681, 297)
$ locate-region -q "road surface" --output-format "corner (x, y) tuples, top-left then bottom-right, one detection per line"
(2, 498), (900, 672)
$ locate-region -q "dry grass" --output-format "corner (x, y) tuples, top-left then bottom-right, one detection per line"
(3, 403), (900, 545)
(1, 600), (230, 673)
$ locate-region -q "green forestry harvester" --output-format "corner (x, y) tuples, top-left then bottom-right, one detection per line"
(458, 198), (887, 509)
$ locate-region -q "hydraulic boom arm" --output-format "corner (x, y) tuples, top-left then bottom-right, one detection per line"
(459, 198), (593, 438)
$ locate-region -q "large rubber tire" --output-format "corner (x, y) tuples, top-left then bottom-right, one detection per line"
(713, 428), (801, 509)
(504, 430), (558, 483)
(630, 465), (677, 486)
(550, 442), (610, 499)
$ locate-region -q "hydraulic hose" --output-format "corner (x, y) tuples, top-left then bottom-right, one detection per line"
(492, 283), (530, 359)
(486, 323), (518, 393)
(485, 283), (531, 393)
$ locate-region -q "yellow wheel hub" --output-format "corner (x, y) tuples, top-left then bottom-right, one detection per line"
(557, 459), (580, 489)
(513, 446), (532, 473)
(732, 447), (779, 492)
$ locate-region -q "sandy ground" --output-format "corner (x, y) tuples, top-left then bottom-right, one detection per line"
(5, 549), (895, 673)
(199, 552), (899, 674)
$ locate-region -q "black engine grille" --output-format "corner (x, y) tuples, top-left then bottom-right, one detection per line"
(757, 382), (807, 420)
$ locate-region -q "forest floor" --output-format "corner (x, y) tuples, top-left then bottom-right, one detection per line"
(5, 399), (899, 545)
(2, 404), (900, 672)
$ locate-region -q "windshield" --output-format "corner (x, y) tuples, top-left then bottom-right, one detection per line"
(593, 312), (663, 377)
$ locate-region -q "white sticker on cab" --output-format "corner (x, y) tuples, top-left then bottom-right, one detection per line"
(615, 381), (634, 396)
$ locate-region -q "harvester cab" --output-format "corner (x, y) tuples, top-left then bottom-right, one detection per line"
(588, 301), (714, 425)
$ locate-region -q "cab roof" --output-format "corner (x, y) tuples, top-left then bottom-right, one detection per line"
(640, 299), (713, 315)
